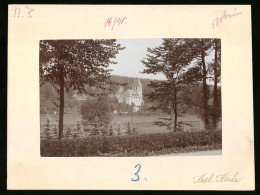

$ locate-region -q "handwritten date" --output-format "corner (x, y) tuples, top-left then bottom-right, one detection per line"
(105, 17), (127, 30)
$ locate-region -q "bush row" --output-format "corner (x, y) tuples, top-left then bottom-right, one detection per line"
(41, 130), (222, 157)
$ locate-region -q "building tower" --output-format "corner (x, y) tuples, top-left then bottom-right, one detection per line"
(131, 77), (143, 103)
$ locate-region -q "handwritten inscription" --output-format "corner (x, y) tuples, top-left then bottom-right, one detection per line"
(193, 171), (241, 184)
(131, 164), (147, 182)
(212, 8), (242, 29)
(131, 164), (141, 182)
(14, 6), (34, 18)
(105, 17), (127, 30)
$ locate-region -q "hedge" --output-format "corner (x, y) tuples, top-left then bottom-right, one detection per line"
(41, 130), (222, 157)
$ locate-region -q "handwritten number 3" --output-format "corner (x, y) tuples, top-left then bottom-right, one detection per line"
(131, 164), (141, 182)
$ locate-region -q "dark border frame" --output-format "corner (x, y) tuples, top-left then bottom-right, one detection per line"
(1, 0), (259, 194)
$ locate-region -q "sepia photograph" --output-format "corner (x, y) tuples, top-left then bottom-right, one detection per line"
(7, 4), (254, 190)
(40, 38), (222, 157)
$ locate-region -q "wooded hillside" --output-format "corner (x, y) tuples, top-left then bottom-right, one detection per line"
(40, 74), (219, 110)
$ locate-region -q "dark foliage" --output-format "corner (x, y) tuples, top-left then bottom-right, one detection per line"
(141, 39), (201, 131)
(40, 40), (125, 137)
(41, 130), (222, 157)
(141, 38), (221, 131)
(81, 95), (113, 126)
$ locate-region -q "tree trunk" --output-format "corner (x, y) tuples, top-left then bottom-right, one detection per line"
(201, 50), (209, 130)
(172, 91), (178, 132)
(213, 40), (218, 129)
(58, 65), (64, 139)
(174, 106), (178, 132)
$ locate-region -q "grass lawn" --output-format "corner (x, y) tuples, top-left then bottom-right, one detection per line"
(111, 114), (204, 134)
(41, 113), (204, 135)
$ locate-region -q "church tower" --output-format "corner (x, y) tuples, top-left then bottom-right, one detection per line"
(131, 77), (143, 101)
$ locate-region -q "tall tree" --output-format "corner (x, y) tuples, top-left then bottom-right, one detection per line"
(188, 39), (213, 129)
(141, 39), (197, 131)
(40, 40), (124, 138)
(212, 39), (221, 129)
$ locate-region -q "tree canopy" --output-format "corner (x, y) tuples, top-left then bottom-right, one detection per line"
(141, 39), (198, 131)
(40, 39), (125, 137)
(40, 39), (125, 93)
(141, 38), (221, 131)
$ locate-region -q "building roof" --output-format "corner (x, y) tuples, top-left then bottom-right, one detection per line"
(124, 89), (140, 97)
(131, 78), (142, 87)
(116, 86), (124, 94)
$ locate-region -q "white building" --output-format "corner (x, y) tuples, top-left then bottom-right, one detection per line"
(115, 78), (144, 111)
(73, 93), (87, 100)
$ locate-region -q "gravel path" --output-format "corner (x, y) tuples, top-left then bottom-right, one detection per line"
(157, 150), (222, 156)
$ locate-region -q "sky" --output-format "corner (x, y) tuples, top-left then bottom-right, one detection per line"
(109, 39), (216, 83)
(110, 39), (165, 80)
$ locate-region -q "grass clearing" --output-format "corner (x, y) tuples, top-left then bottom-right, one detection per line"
(41, 114), (204, 135)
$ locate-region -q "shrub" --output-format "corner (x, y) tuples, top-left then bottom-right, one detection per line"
(41, 130), (222, 157)
(71, 121), (85, 138)
(43, 117), (51, 139)
(81, 96), (112, 127)
(53, 125), (58, 138)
